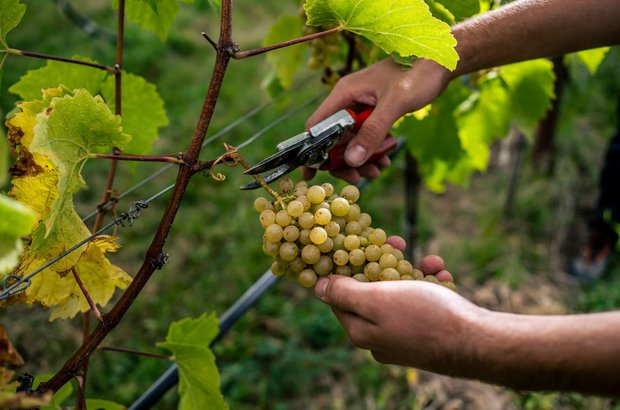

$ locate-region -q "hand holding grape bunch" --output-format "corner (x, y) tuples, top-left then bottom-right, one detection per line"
(254, 178), (455, 290)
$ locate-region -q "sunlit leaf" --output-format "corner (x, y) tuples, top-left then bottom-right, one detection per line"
(8, 56), (107, 101)
(436, 0), (479, 21)
(456, 75), (510, 170)
(102, 72), (168, 155)
(500, 59), (555, 136)
(567, 47), (610, 75)
(424, 0), (455, 25)
(0, 195), (35, 275)
(157, 313), (228, 410)
(0, 0), (26, 49)
(304, 0), (458, 70)
(264, 15), (304, 89)
(116, 0), (180, 40)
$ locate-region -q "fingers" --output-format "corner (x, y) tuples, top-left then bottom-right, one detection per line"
(330, 307), (377, 350)
(385, 235), (406, 252)
(417, 255), (445, 274)
(305, 78), (361, 130)
(301, 166), (317, 181)
(417, 255), (453, 281)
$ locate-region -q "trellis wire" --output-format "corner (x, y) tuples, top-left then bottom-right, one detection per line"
(0, 186), (173, 302)
(1, 92), (320, 301)
(82, 86), (321, 222)
(130, 139), (407, 409)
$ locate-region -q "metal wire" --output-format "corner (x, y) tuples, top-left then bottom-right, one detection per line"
(0, 184), (174, 302)
(81, 84), (319, 223)
(2, 90), (321, 300)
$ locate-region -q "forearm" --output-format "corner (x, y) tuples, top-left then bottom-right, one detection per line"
(451, 0), (620, 78)
(469, 309), (620, 396)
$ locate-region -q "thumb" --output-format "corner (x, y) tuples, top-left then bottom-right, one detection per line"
(344, 109), (394, 167)
(314, 276), (372, 316)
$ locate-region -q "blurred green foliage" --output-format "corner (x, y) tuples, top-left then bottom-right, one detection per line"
(1, 1), (619, 409)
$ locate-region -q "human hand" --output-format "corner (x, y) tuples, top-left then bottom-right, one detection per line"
(303, 57), (452, 183)
(314, 252), (481, 373)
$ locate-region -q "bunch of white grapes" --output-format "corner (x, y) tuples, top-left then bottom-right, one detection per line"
(254, 178), (456, 290)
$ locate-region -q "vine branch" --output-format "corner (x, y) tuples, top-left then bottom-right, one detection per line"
(2, 48), (118, 73)
(39, 0), (235, 394)
(233, 27), (340, 59)
(97, 346), (172, 361)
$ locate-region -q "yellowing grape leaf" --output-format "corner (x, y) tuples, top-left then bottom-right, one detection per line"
(304, 0), (458, 70)
(43, 236), (132, 321)
(9, 56), (107, 101)
(0, 0), (26, 49)
(102, 72), (169, 155)
(157, 313), (228, 410)
(29, 89), (130, 234)
(264, 15), (305, 89)
(6, 87), (132, 320)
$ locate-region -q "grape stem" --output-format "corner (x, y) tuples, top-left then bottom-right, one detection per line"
(3, 48), (118, 73)
(97, 346), (172, 361)
(232, 27), (341, 59)
(206, 144), (287, 208)
(70, 267), (104, 323)
(89, 153), (186, 165)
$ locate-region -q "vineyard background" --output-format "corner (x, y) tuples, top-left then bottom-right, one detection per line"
(1, 0), (620, 409)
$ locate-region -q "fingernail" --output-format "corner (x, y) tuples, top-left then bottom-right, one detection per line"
(345, 145), (367, 167)
(315, 278), (328, 300)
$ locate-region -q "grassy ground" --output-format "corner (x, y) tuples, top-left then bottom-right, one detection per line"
(2, 1), (620, 409)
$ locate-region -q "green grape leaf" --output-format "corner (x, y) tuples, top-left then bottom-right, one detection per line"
(33, 374), (73, 410)
(264, 15), (304, 89)
(116, 0), (179, 40)
(456, 76), (510, 170)
(424, 0), (455, 25)
(139, 0), (162, 13)
(157, 313), (228, 410)
(0, 0), (26, 49)
(6, 87), (132, 320)
(0, 194), (35, 275)
(436, 0), (479, 21)
(8, 56), (107, 101)
(102, 72), (169, 155)
(304, 0), (458, 70)
(567, 47), (610, 75)
(500, 59), (555, 136)
(395, 82), (470, 191)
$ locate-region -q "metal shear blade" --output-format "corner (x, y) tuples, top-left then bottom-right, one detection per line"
(240, 164), (297, 190)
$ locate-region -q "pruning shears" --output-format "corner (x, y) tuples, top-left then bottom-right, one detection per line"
(240, 107), (397, 190)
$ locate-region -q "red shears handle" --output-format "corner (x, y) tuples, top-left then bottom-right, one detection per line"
(321, 106), (397, 170)
(345, 107), (374, 133)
